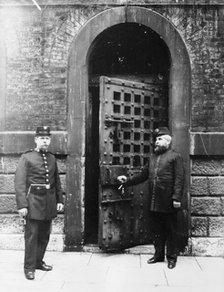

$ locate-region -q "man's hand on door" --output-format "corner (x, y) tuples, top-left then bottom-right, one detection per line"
(117, 175), (127, 183)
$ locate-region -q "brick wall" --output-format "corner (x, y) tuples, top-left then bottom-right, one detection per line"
(1, 6), (224, 131)
(155, 6), (224, 132)
(1, 4), (224, 132)
(0, 2), (224, 254)
(0, 5), (100, 131)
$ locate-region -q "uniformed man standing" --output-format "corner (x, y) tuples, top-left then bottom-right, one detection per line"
(117, 127), (185, 269)
(15, 126), (64, 280)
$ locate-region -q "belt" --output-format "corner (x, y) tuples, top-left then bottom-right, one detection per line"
(29, 183), (55, 190)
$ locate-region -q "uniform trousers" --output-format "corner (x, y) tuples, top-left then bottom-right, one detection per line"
(149, 211), (178, 262)
(24, 217), (52, 272)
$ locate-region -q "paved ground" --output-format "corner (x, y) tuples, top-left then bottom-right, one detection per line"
(0, 249), (224, 292)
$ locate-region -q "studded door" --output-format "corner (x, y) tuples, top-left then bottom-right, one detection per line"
(98, 76), (168, 251)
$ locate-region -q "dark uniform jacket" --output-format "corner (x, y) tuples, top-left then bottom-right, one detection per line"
(15, 150), (64, 220)
(126, 149), (185, 213)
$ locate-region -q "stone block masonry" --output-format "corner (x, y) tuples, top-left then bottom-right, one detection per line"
(191, 158), (224, 256)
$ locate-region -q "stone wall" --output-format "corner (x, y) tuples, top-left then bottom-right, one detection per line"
(159, 6), (224, 132)
(1, 3), (224, 132)
(0, 1), (224, 255)
(190, 158), (224, 256)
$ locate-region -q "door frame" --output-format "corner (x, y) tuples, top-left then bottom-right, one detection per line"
(66, 6), (191, 249)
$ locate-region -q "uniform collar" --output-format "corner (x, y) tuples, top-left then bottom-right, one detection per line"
(35, 148), (48, 153)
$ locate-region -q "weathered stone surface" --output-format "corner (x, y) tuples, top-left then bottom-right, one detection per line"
(57, 158), (67, 173)
(0, 214), (23, 233)
(0, 195), (17, 213)
(47, 234), (65, 251)
(60, 174), (66, 192)
(0, 234), (64, 251)
(0, 156), (19, 173)
(191, 237), (224, 257)
(209, 217), (224, 237)
(0, 214), (64, 234)
(220, 160), (224, 176)
(208, 177), (224, 195)
(0, 155), (66, 174)
(221, 197), (224, 215)
(52, 215), (64, 234)
(190, 177), (208, 196)
(190, 134), (224, 156)
(0, 175), (15, 193)
(191, 217), (208, 237)
(191, 159), (221, 176)
(191, 197), (222, 216)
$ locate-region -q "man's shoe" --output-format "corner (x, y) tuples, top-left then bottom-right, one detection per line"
(36, 262), (53, 271)
(147, 256), (164, 264)
(25, 270), (35, 280)
(168, 261), (176, 269)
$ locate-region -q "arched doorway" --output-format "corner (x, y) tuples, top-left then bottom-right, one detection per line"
(66, 7), (191, 250)
(85, 23), (170, 244)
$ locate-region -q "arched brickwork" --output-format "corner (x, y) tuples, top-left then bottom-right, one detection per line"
(66, 6), (191, 249)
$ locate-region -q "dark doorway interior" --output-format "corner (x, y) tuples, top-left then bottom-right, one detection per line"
(84, 23), (170, 244)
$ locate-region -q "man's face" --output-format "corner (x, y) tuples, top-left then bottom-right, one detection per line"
(154, 135), (171, 153)
(35, 136), (51, 151)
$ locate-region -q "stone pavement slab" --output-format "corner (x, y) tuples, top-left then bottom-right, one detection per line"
(0, 250), (223, 292)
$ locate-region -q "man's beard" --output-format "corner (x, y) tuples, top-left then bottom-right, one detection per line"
(38, 145), (49, 151)
(154, 145), (168, 154)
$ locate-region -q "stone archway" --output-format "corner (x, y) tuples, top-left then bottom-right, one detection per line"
(66, 6), (191, 249)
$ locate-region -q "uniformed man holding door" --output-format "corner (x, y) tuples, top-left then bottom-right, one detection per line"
(118, 127), (185, 269)
(15, 126), (64, 280)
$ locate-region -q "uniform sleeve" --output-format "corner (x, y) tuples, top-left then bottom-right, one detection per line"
(55, 162), (64, 204)
(172, 154), (185, 202)
(14, 155), (28, 210)
(126, 163), (149, 186)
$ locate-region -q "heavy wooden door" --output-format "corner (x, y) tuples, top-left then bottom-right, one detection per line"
(98, 76), (168, 251)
